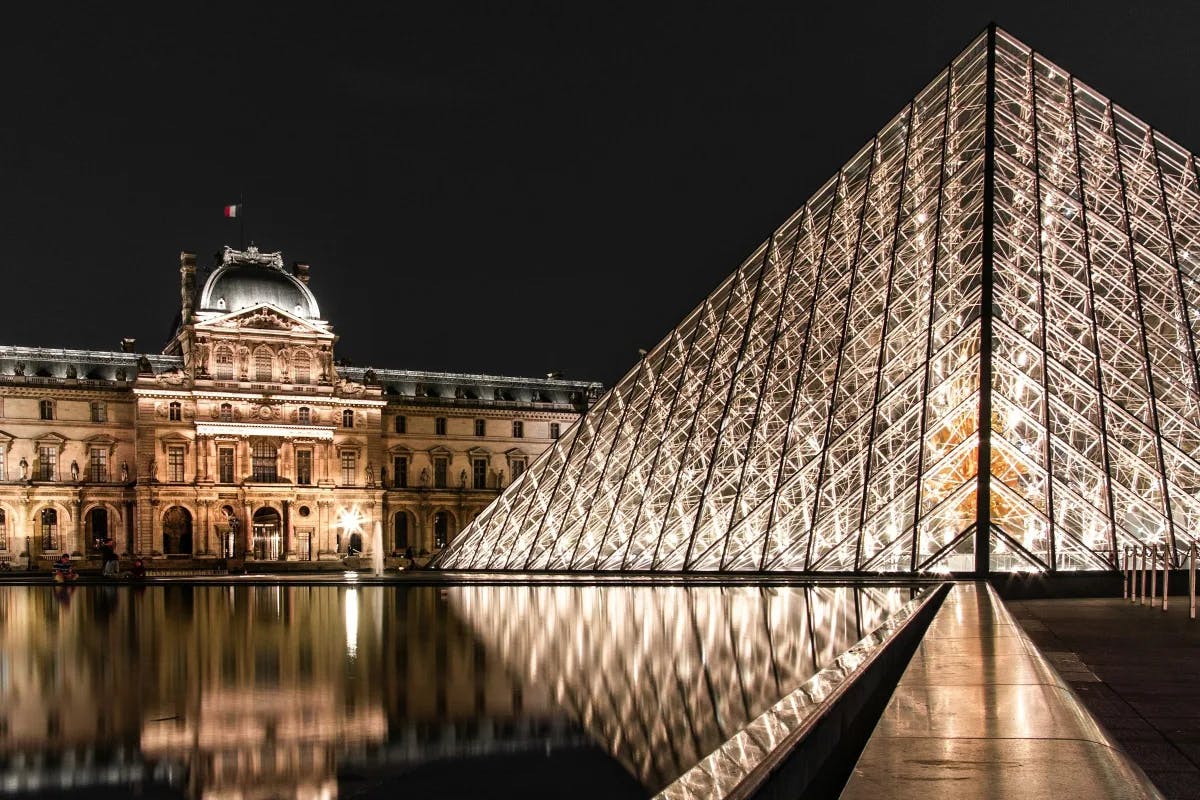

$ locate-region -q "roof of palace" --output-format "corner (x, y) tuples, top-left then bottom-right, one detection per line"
(197, 245), (322, 320)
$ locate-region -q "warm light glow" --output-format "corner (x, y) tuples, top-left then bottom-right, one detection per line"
(344, 588), (359, 658)
(337, 506), (366, 536)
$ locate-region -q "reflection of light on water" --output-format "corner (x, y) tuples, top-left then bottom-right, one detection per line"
(345, 588), (358, 658)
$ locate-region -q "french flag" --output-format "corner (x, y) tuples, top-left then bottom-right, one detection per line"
(224, 204), (241, 218)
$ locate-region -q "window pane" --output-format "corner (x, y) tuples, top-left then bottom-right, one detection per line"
(168, 447), (185, 482)
(434, 457), (447, 488)
(219, 448), (235, 483)
(39, 447), (56, 481)
(472, 458), (487, 489)
(341, 451), (356, 485)
(297, 450), (312, 485)
(474, 419), (485, 436)
(252, 441), (277, 483)
(89, 448), (107, 482)
(393, 456), (408, 488)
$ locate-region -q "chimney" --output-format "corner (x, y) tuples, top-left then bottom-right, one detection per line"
(292, 262), (310, 284)
(121, 338), (137, 353)
(180, 251), (197, 321)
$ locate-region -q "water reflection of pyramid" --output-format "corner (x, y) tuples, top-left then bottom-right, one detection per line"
(438, 27), (1200, 574)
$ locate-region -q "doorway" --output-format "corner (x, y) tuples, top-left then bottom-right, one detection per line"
(252, 507), (283, 560)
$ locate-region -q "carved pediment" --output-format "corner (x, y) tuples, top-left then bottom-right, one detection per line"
(240, 309), (293, 330)
(196, 304), (332, 337)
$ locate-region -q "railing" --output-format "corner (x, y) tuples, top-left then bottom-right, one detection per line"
(1124, 543), (1198, 620)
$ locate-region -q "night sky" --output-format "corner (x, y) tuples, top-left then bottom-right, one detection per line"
(3, 2), (1198, 387)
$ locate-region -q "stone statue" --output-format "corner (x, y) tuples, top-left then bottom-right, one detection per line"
(120, 460), (129, 482)
(380, 464), (388, 487)
(366, 461), (376, 486)
(420, 467), (430, 487)
(459, 469), (467, 488)
(147, 457), (156, 481)
(18, 457), (28, 480)
(137, 355), (152, 374)
(13, 362), (24, 377)
(70, 460), (79, 482)
(498, 469), (505, 487)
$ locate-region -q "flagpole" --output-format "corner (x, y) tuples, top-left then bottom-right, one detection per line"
(239, 191), (245, 249)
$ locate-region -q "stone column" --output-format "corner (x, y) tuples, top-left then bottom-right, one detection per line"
(243, 501), (253, 559)
(72, 499), (82, 555)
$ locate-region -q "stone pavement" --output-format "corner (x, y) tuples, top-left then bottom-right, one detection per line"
(1009, 595), (1200, 800)
(841, 583), (1159, 799)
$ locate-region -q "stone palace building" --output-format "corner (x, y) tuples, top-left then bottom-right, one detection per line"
(0, 246), (600, 566)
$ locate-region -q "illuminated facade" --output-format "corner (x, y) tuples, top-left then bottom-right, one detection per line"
(0, 246), (599, 565)
(439, 27), (1200, 574)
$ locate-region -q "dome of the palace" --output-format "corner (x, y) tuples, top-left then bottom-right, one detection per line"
(198, 246), (320, 319)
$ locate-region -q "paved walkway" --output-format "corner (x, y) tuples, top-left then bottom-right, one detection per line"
(841, 583), (1160, 799)
(1009, 595), (1200, 800)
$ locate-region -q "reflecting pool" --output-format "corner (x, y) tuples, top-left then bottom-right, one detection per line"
(0, 583), (914, 798)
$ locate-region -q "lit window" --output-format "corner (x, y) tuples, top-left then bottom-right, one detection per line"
(169, 401), (182, 422)
(550, 422), (560, 439)
(220, 403), (233, 422)
(39, 400), (54, 420)
(90, 401), (107, 423)
(38, 446), (56, 481)
(512, 420), (524, 438)
(298, 406), (311, 424)
(168, 446), (185, 482)
(218, 448), (234, 484)
(89, 447), (107, 483)
(434, 456), (448, 488)
(435, 417), (447, 436)
(40, 508), (58, 550)
(395, 415), (407, 434)
(293, 350), (311, 385)
(252, 441), (277, 483)
(474, 419), (486, 437)
(342, 409), (354, 428)
(254, 347), (273, 382)
(296, 449), (312, 485)
(215, 346), (234, 380)
(341, 451), (356, 485)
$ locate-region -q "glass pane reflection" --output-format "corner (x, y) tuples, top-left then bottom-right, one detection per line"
(0, 583), (910, 797)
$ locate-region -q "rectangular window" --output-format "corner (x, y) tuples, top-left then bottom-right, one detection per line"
(512, 420), (524, 438)
(393, 456), (408, 488)
(39, 400), (54, 420)
(434, 457), (448, 488)
(341, 451), (356, 486)
(91, 402), (107, 423)
(38, 446), (56, 481)
(296, 449), (312, 486)
(550, 422), (560, 439)
(435, 417), (447, 436)
(511, 459), (526, 481)
(0, 449), (5, 482)
(89, 447), (107, 483)
(252, 441), (277, 483)
(395, 415), (407, 434)
(472, 458), (487, 489)
(342, 409), (355, 428)
(474, 419), (486, 437)
(168, 446), (185, 482)
(218, 448), (235, 484)
(168, 402), (181, 422)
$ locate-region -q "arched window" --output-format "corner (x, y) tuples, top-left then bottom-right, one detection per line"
(169, 401), (182, 421)
(0, 509), (6, 551)
(215, 346), (235, 380)
(220, 403), (234, 422)
(293, 350), (311, 385)
(40, 508), (58, 550)
(342, 409), (354, 428)
(297, 406), (311, 424)
(254, 347), (273, 382)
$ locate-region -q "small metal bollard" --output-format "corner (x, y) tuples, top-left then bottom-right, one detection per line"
(1151, 545), (1158, 607)
(1141, 545), (1148, 604)
(1163, 545), (1170, 612)
(1190, 542), (1197, 621)
(1123, 546), (1130, 600)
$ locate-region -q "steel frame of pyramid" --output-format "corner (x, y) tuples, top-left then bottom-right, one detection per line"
(438, 27), (1200, 574)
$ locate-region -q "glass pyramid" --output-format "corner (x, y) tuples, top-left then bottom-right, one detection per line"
(438, 27), (1200, 573)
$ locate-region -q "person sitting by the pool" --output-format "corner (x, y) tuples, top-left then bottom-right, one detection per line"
(52, 553), (77, 583)
(129, 558), (147, 580)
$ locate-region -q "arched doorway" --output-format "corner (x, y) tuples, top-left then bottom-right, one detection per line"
(86, 507), (110, 554)
(220, 505), (239, 558)
(433, 510), (455, 549)
(252, 507), (282, 560)
(163, 507), (193, 555)
(393, 510), (412, 552)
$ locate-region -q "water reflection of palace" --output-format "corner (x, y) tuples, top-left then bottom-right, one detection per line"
(0, 584), (910, 797)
